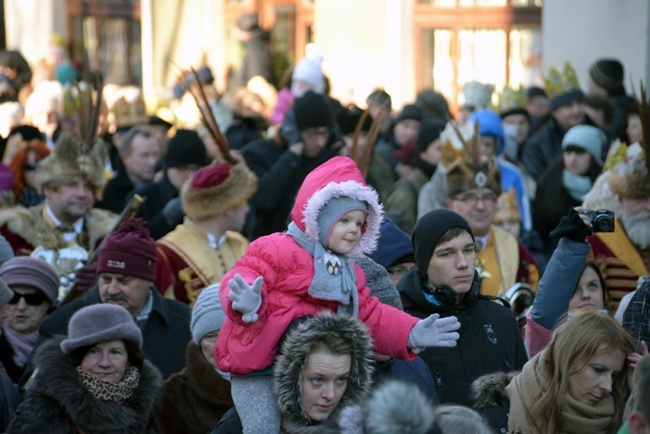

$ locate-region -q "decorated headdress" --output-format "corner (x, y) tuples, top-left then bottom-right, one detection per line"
(463, 81), (495, 109)
(444, 120), (502, 197)
(544, 62), (585, 111)
(497, 85), (529, 119)
(494, 187), (521, 224)
(36, 80), (108, 200)
(109, 86), (148, 132)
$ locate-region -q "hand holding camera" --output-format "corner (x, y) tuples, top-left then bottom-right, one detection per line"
(550, 207), (615, 242)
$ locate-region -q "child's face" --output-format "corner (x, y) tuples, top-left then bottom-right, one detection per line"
(327, 210), (365, 255)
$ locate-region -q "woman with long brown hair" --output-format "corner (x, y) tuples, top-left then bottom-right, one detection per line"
(7, 136), (50, 207)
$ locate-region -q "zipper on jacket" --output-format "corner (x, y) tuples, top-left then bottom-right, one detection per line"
(434, 367), (443, 388)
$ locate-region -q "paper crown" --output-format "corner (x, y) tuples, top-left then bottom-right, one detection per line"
(544, 62), (581, 99)
(110, 87), (148, 129)
(494, 187), (521, 224)
(463, 81), (495, 109)
(439, 120), (474, 167)
(497, 86), (528, 114)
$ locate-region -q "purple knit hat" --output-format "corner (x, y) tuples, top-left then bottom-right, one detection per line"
(60, 304), (142, 354)
(0, 256), (60, 303)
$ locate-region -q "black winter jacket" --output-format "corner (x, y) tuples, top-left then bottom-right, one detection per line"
(397, 269), (528, 406)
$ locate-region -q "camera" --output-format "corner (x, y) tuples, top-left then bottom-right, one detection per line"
(584, 209), (615, 232)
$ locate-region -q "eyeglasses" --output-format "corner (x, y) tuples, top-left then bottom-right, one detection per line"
(452, 193), (498, 206)
(302, 128), (331, 141)
(8, 291), (49, 306)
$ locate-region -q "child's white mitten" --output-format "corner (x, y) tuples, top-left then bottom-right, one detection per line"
(228, 274), (263, 323)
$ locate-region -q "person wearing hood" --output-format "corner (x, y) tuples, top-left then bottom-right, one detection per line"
(397, 209), (528, 406)
(218, 156), (461, 433)
(8, 304), (162, 433)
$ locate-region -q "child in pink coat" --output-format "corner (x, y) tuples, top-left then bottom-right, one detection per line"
(218, 156), (460, 433)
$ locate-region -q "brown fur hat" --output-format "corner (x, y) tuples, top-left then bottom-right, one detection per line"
(446, 155), (501, 198)
(181, 157), (257, 219)
(35, 133), (108, 200)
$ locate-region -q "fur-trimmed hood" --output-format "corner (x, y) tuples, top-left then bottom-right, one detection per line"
(289, 156), (382, 256)
(9, 336), (162, 433)
(273, 312), (373, 429)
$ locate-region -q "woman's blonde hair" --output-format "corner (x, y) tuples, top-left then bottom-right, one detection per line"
(527, 310), (635, 433)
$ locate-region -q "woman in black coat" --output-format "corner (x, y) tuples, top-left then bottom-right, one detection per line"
(8, 304), (162, 434)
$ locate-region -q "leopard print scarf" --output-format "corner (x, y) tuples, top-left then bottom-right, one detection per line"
(77, 366), (140, 404)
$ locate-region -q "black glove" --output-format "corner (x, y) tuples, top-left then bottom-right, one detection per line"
(549, 208), (592, 242)
(74, 260), (98, 292)
(162, 197), (184, 225)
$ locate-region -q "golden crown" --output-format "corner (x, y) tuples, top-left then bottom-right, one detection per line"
(494, 187), (521, 224)
(111, 88), (147, 129)
(497, 85), (527, 113)
(544, 62), (580, 99)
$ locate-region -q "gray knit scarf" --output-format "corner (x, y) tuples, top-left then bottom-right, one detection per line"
(287, 222), (359, 317)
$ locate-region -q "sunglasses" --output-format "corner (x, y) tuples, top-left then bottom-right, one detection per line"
(8, 291), (49, 306)
(24, 162), (39, 172)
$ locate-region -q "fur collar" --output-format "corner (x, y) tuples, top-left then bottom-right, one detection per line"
(28, 336), (162, 432)
(182, 342), (233, 407)
(0, 204), (117, 250)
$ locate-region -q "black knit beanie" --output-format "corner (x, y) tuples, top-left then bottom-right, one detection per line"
(294, 91), (333, 132)
(411, 209), (474, 276)
(415, 120), (445, 153)
(589, 59), (624, 94)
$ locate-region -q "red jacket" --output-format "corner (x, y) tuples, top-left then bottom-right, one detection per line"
(217, 156), (418, 374)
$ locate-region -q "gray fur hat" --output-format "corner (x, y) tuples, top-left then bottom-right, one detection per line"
(274, 311), (373, 426)
(191, 283), (226, 344)
(60, 304), (142, 354)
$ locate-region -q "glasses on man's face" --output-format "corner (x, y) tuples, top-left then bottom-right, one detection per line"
(453, 192), (498, 206)
(302, 128), (331, 141)
(8, 291), (49, 306)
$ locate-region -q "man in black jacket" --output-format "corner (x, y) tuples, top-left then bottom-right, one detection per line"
(241, 91), (339, 239)
(397, 209), (527, 406)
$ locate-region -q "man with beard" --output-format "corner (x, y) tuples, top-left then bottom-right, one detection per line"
(588, 150), (650, 310)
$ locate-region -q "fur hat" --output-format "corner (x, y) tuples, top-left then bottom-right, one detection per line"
(609, 157), (650, 200)
(191, 283), (226, 344)
(589, 59), (625, 95)
(35, 132), (108, 200)
(0, 256), (59, 303)
(97, 218), (157, 281)
(60, 304), (142, 354)
(274, 311), (373, 425)
(181, 158), (257, 220)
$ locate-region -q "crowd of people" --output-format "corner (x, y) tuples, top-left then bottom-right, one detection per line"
(0, 10), (648, 434)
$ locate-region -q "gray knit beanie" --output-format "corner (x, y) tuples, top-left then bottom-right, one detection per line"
(317, 196), (368, 247)
(0, 256), (60, 303)
(60, 304), (143, 354)
(191, 283), (226, 344)
(0, 234), (14, 264)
